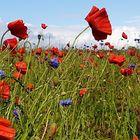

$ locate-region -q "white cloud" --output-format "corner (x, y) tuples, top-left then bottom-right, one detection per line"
(106, 26), (140, 49)
(0, 18), (140, 49)
(28, 25), (140, 49)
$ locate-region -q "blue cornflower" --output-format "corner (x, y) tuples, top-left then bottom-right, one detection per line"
(59, 98), (72, 107)
(0, 70), (6, 79)
(13, 109), (23, 119)
(128, 64), (136, 69)
(49, 58), (59, 68)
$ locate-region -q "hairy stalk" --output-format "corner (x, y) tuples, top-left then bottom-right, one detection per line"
(72, 26), (89, 48)
(0, 29), (9, 46)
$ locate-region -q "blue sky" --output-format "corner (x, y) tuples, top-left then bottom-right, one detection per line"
(0, 0), (140, 48)
(0, 0), (140, 27)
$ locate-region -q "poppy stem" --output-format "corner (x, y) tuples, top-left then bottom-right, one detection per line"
(93, 59), (108, 89)
(72, 26), (89, 48)
(7, 76), (28, 92)
(12, 77), (25, 88)
(36, 35), (42, 48)
(24, 40), (32, 51)
(0, 29), (9, 46)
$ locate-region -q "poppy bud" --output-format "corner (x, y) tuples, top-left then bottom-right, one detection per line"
(38, 34), (42, 40)
(79, 88), (87, 97)
(41, 23), (47, 29)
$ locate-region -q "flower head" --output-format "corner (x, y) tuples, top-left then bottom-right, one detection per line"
(13, 108), (23, 119)
(34, 48), (42, 56)
(85, 6), (112, 41)
(41, 23), (47, 29)
(92, 44), (98, 49)
(15, 61), (27, 75)
(25, 83), (34, 92)
(0, 70), (6, 79)
(127, 49), (136, 56)
(18, 47), (26, 56)
(132, 136), (138, 140)
(15, 96), (21, 106)
(128, 64), (136, 69)
(13, 71), (22, 80)
(50, 47), (59, 55)
(49, 58), (59, 69)
(0, 80), (10, 100)
(122, 32), (128, 39)
(59, 98), (72, 106)
(79, 88), (87, 97)
(8, 19), (28, 39)
(120, 68), (133, 76)
(109, 53), (126, 66)
(4, 38), (18, 50)
(0, 117), (16, 139)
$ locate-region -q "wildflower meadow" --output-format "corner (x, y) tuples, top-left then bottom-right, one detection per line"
(0, 4), (140, 140)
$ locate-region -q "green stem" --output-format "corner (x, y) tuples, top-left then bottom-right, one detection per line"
(0, 29), (9, 46)
(72, 26), (89, 48)
(36, 38), (41, 48)
(93, 59), (108, 89)
(62, 26), (89, 63)
(7, 75), (29, 92)
(23, 40), (32, 51)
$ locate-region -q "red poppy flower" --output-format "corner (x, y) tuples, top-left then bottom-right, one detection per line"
(4, 38), (18, 50)
(127, 49), (136, 56)
(79, 50), (83, 56)
(15, 95), (21, 106)
(13, 71), (22, 80)
(79, 88), (87, 97)
(25, 83), (34, 92)
(132, 136), (138, 140)
(105, 42), (110, 46)
(92, 44), (98, 49)
(0, 118), (16, 140)
(89, 58), (94, 63)
(50, 47), (59, 55)
(8, 19), (28, 39)
(0, 46), (7, 51)
(120, 68), (133, 76)
(0, 80), (10, 100)
(45, 50), (49, 56)
(58, 57), (63, 63)
(122, 32), (128, 39)
(34, 48), (42, 55)
(80, 64), (86, 69)
(136, 70), (140, 75)
(15, 61), (27, 75)
(18, 47), (26, 56)
(137, 54), (140, 58)
(41, 23), (47, 29)
(96, 53), (104, 59)
(109, 53), (126, 66)
(85, 6), (112, 41)
(58, 51), (64, 58)
(11, 49), (17, 57)
(0, 118), (11, 127)
(108, 45), (114, 49)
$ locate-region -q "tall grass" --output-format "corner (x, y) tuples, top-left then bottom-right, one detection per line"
(0, 46), (140, 140)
